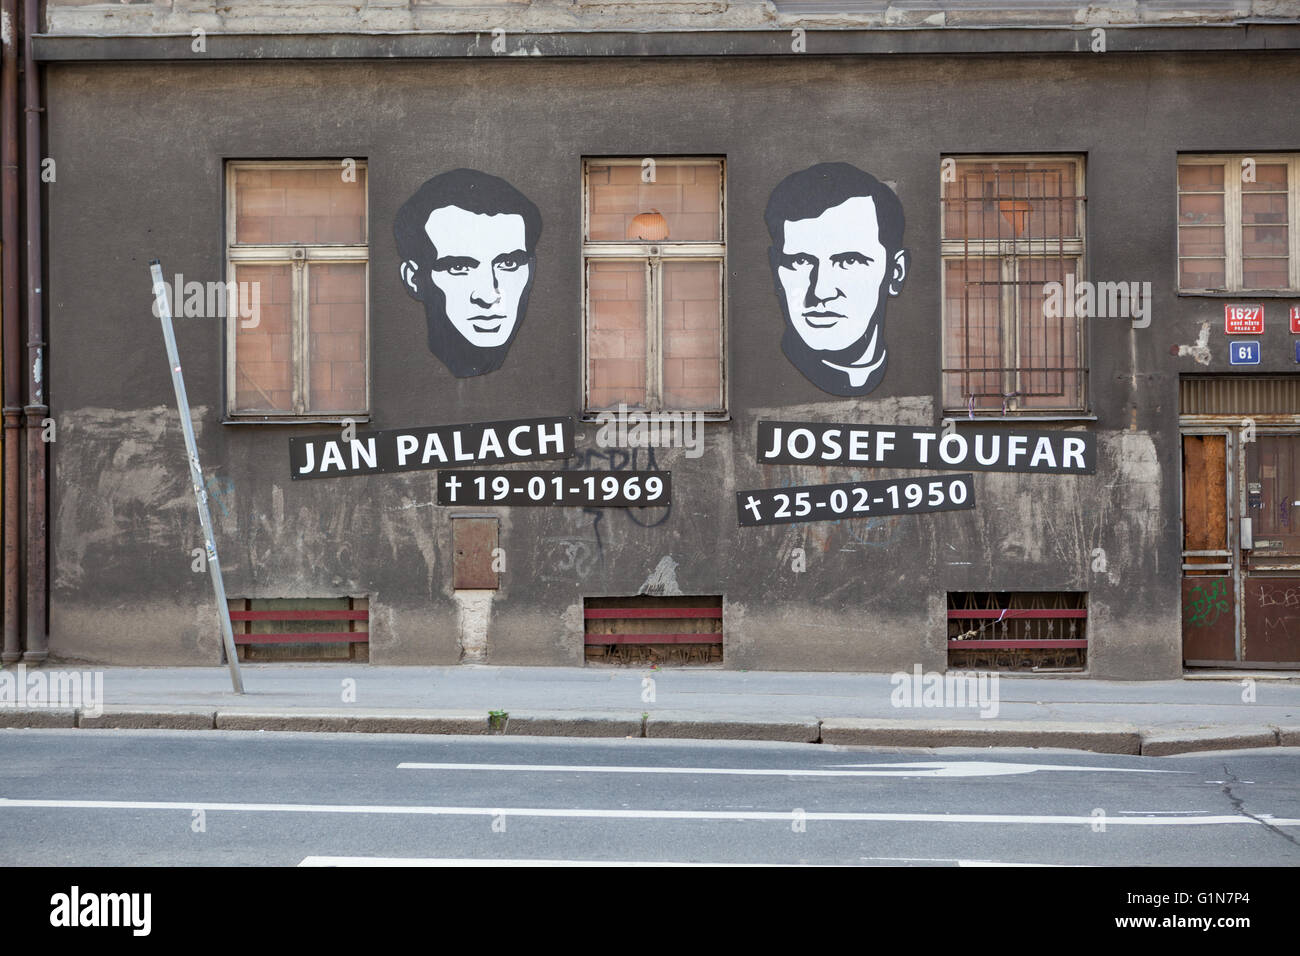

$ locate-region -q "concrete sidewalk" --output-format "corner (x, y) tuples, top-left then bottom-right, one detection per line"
(2, 663), (1298, 755)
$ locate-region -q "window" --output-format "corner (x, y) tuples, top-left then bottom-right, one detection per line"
(582, 158), (725, 416)
(1178, 153), (1300, 293)
(226, 161), (369, 420)
(940, 156), (1087, 416)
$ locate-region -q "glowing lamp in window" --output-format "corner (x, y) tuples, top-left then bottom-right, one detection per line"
(627, 210), (670, 241)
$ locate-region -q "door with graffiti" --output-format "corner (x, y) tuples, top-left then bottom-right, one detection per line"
(1241, 432), (1300, 663)
(1181, 428), (1300, 666)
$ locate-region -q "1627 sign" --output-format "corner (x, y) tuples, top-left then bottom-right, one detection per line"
(1225, 304), (1264, 335)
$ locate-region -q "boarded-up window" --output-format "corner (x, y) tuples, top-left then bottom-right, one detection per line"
(1182, 434), (1228, 571)
(1178, 154), (1300, 293)
(584, 159), (725, 414)
(1180, 433), (1234, 662)
(227, 162), (369, 418)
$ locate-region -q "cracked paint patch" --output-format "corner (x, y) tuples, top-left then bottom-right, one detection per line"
(1171, 322), (1211, 366)
(640, 555), (682, 596)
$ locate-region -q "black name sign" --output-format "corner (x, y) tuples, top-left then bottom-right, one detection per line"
(756, 421), (1095, 475)
(290, 417), (573, 479)
(438, 470), (670, 507)
(737, 474), (975, 527)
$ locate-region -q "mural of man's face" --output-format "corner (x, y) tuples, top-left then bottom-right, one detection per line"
(764, 162), (908, 396)
(418, 205), (531, 349)
(395, 168), (542, 378)
(775, 195), (903, 354)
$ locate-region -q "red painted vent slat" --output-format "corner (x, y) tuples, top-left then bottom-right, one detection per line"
(231, 603), (369, 647)
(946, 639), (1088, 649)
(947, 609), (1088, 620)
(230, 610), (369, 621)
(583, 608), (722, 620)
(583, 633), (722, 645)
(232, 632), (368, 645)
(583, 597), (723, 654)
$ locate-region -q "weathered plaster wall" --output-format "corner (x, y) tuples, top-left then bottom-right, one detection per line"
(44, 53), (1300, 675)
(43, 0), (1299, 36)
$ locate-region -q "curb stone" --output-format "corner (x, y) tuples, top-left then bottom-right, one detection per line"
(502, 713), (643, 737)
(1140, 726), (1280, 756)
(1274, 725), (1300, 747)
(645, 717), (821, 743)
(0, 708), (78, 728)
(0, 707), (1291, 755)
(213, 710), (490, 735)
(819, 718), (1143, 754)
(79, 707), (216, 730)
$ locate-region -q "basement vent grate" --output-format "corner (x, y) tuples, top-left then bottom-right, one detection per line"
(228, 597), (369, 662)
(583, 595), (723, 666)
(947, 591), (1086, 672)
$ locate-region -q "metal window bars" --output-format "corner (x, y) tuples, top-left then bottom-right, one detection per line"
(941, 161), (1088, 414)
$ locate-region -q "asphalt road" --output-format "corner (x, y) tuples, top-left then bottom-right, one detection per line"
(1, 730), (1298, 866)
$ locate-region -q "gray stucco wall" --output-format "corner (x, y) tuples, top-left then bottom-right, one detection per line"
(44, 52), (1300, 675)
(42, 0), (1300, 35)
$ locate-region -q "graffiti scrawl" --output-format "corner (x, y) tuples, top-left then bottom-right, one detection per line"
(395, 168), (542, 377)
(1184, 579), (1231, 628)
(765, 162), (909, 396)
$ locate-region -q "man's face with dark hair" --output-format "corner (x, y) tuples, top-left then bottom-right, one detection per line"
(402, 205), (533, 350)
(775, 195), (906, 353)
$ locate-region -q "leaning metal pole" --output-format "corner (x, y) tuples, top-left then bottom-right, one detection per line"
(149, 260), (244, 694)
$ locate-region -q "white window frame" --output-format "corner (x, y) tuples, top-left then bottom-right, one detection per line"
(581, 157), (727, 419)
(940, 154), (1088, 417)
(1177, 153), (1300, 294)
(225, 160), (370, 422)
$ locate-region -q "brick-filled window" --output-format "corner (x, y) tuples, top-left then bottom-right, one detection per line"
(583, 158), (725, 415)
(940, 156), (1087, 416)
(1178, 154), (1300, 293)
(226, 161), (369, 419)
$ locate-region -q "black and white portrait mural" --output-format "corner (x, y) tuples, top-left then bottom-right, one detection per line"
(395, 169), (542, 378)
(765, 163), (909, 396)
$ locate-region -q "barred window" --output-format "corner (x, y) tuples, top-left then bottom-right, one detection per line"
(941, 157), (1087, 416)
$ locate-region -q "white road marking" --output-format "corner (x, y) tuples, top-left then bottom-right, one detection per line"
(396, 760), (1187, 779)
(3, 797), (1294, 826)
(862, 856), (967, 863)
(299, 856), (803, 867)
(955, 860), (1067, 867)
(824, 761), (1188, 777)
(861, 856), (1084, 867)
